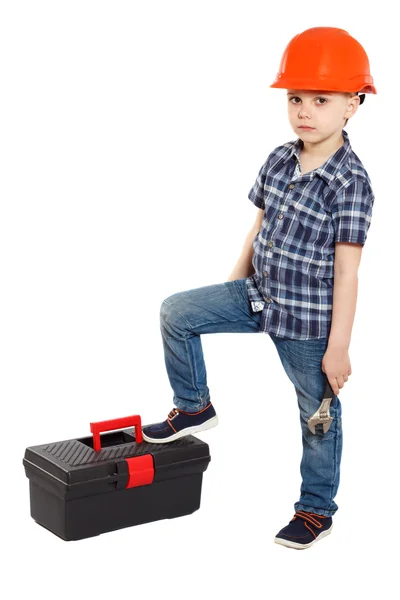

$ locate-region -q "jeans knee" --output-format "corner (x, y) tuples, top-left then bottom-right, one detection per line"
(160, 297), (172, 324)
(160, 292), (189, 329)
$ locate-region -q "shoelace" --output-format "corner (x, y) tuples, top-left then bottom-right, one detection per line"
(168, 408), (179, 420)
(291, 511), (327, 539)
(166, 408), (180, 433)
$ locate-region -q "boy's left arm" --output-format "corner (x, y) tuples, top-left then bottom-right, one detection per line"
(322, 242), (363, 395)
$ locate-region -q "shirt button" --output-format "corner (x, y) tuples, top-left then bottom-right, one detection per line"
(265, 298), (272, 303)
(278, 213), (284, 220)
(263, 271), (268, 277)
(268, 241), (273, 248)
(289, 183), (295, 190)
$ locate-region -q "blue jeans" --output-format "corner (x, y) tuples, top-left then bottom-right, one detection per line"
(160, 278), (343, 516)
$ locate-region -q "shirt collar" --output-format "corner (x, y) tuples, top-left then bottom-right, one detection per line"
(285, 130), (352, 184)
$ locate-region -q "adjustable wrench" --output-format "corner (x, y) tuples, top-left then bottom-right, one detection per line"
(307, 380), (334, 434)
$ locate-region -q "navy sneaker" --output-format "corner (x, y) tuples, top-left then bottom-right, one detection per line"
(142, 403), (218, 443)
(274, 511), (333, 549)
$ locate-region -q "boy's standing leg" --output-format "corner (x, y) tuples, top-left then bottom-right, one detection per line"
(270, 334), (343, 549)
(142, 278), (261, 442)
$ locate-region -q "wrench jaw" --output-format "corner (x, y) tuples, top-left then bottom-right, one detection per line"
(308, 421), (316, 435)
(322, 417), (334, 434)
(307, 397), (334, 434)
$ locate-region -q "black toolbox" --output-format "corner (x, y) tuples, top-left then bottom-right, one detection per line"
(23, 415), (211, 541)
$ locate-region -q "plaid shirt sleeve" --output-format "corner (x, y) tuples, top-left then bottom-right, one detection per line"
(331, 178), (375, 245)
(248, 158), (270, 209)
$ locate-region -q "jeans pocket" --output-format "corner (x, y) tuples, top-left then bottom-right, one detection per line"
(233, 278), (256, 310)
(225, 279), (258, 321)
(272, 336), (329, 374)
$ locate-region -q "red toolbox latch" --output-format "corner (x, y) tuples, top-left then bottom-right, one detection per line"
(125, 455), (154, 488)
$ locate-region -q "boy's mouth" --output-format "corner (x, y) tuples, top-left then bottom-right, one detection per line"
(299, 126), (315, 130)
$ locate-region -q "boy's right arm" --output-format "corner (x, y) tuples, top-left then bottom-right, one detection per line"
(227, 208), (264, 281)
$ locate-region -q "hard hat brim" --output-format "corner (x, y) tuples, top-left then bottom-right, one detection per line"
(270, 77), (376, 95)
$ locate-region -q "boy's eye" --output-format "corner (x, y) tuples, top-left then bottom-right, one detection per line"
(288, 96), (328, 105)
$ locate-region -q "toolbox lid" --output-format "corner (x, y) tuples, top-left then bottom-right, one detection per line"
(23, 421), (210, 494)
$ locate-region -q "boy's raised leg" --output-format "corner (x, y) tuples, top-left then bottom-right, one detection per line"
(143, 278), (261, 443)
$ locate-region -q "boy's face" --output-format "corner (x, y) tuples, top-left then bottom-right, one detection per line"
(286, 90), (360, 144)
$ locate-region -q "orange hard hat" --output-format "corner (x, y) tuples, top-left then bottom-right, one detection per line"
(270, 27), (376, 95)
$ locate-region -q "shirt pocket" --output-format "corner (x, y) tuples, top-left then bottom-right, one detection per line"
(293, 195), (330, 231)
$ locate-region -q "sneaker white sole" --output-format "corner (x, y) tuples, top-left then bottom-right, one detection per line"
(274, 524), (333, 549)
(142, 415), (219, 444)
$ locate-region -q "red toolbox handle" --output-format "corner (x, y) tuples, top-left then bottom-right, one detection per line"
(90, 415), (143, 452)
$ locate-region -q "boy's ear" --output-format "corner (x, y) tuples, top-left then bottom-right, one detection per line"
(345, 94), (360, 120)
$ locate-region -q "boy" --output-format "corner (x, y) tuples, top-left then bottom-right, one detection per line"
(142, 27), (376, 549)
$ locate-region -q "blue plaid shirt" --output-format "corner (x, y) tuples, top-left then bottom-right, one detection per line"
(246, 130), (374, 339)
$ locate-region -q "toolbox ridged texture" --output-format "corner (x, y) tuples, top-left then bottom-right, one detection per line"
(43, 437), (192, 466)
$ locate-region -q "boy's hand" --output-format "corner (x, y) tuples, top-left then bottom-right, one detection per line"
(321, 346), (351, 396)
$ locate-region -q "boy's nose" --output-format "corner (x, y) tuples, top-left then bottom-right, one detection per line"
(298, 106), (311, 119)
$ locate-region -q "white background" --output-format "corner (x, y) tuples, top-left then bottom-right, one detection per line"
(1, 1), (397, 598)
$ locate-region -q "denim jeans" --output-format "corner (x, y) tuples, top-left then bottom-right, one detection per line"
(160, 278), (343, 516)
